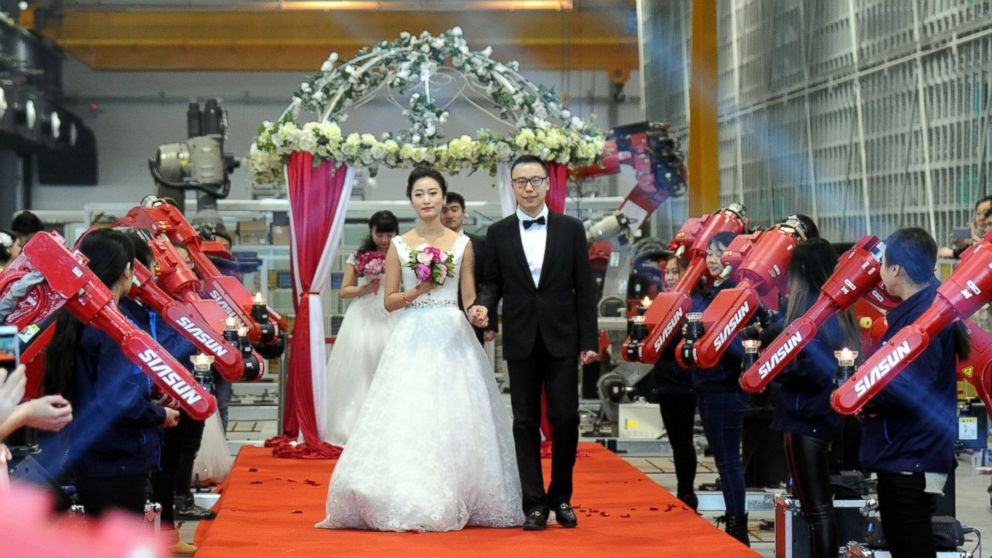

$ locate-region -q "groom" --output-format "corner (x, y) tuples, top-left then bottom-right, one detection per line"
(470, 155), (598, 531)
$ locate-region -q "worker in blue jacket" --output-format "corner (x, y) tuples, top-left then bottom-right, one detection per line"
(44, 228), (180, 517)
(863, 228), (968, 558)
(688, 231), (751, 545)
(771, 239), (861, 558)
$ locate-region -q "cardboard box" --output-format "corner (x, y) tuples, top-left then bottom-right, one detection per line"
(271, 224), (291, 245)
(237, 219), (268, 245)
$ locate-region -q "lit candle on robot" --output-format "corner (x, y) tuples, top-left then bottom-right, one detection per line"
(254, 292), (265, 305)
(638, 296), (652, 316)
(742, 339), (761, 354)
(190, 353), (215, 372)
(238, 326), (250, 338)
(225, 316), (238, 330)
(834, 347), (858, 367)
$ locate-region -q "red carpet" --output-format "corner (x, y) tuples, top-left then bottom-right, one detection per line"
(194, 444), (757, 557)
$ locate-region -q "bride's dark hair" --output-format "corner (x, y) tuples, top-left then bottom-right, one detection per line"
(406, 167), (448, 198)
(358, 210), (399, 253)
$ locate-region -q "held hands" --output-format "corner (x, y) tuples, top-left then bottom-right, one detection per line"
(163, 407), (181, 428)
(580, 351), (599, 366)
(468, 305), (489, 328)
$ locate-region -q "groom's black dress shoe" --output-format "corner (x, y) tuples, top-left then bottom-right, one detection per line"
(553, 503), (578, 528)
(522, 509), (549, 531)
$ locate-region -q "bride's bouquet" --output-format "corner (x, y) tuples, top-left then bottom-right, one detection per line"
(407, 244), (456, 287)
(354, 251), (386, 280)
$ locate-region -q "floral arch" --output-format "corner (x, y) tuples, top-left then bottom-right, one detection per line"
(256, 28), (603, 458)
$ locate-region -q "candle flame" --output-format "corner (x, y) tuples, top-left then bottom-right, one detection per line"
(640, 296), (652, 308)
(190, 353), (215, 370)
(238, 326), (250, 337)
(254, 292), (265, 304)
(225, 316), (238, 329)
(834, 347), (859, 366)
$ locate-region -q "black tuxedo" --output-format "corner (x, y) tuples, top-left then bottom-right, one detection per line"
(458, 232), (490, 345)
(476, 210), (598, 513)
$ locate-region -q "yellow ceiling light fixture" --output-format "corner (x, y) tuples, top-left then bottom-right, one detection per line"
(272, 1), (574, 9)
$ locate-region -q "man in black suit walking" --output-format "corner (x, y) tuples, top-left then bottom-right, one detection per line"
(470, 155), (598, 531)
(443, 192), (493, 345)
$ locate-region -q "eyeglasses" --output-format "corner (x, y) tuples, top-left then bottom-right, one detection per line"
(511, 176), (549, 188)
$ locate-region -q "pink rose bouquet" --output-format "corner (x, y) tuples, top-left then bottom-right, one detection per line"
(354, 251), (386, 280)
(407, 244), (456, 288)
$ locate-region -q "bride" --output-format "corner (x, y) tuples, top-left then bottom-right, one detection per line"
(316, 167), (523, 532)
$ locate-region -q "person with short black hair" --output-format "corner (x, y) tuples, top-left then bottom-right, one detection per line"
(443, 192), (493, 345)
(11, 211), (44, 239)
(470, 154), (598, 531)
(865, 227), (969, 558)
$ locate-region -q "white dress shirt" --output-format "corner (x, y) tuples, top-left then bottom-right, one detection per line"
(516, 205), (549, 287)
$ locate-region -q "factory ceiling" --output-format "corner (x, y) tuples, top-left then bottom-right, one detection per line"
(22, 0), (638, 73)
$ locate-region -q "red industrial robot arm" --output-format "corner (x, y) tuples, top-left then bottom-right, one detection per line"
(831, 235), (992, 415)
(129, 260), (255, 381)
(115, 200), (284, 349)
(675, 217), (810, 369)
(574, 122), (687, 243)
(739, 235), (893, 392)
(0, 232), (215, 419)
(622, 204), (748, 363)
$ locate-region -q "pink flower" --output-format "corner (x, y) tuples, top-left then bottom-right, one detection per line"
(414, 263), (432, 282)
(423, 246), (443, 263)
(416, 251), (434, 265)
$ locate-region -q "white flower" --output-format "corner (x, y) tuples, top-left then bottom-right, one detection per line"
(319, 121), (341, 140)
(451, 26), (463, 36)
(329, 52), (339, 62)
(562, 110), (571, 119)
(421, 44), (430, 53)
(571, 116), (584, 129)
(400, 31), (411, 39)
(321, 60), (334, 72)
(481, 46), (493, 57)
(431, 38), (444, 49)
(417, 251), (433, 265)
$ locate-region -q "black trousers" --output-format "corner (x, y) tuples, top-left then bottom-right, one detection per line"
(784, 432), (836, 558)
(151, 411), (205, 527)
(75, 474), (146, 518)
(657, 393), (697, 498)
(876, 471), (937, 558)
(507, 333), (579, 513)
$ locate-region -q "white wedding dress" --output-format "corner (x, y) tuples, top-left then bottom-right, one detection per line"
(316, 235), (523, 532)
(322, 252), (396, 446)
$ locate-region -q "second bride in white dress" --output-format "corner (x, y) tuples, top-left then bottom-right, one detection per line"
(321, 211), (399, 446)
(316, 168), (523, 532)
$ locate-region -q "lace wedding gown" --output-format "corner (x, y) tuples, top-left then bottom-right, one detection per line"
(322, 252), (396, 446)
(316, 235), (523, 532)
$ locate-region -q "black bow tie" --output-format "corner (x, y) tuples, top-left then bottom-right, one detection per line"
(522, 216), (546, 229)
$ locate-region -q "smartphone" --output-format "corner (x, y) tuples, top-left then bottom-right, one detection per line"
(0, 325), (18, 369)
(952, 227), (971, 240)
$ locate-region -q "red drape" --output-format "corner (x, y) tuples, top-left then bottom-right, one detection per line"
(266, 151), (346, 459)
(544, 162), (569, 213)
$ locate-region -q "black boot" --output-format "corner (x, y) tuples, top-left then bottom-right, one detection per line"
(725, 513), (750, 546)
(677, 491), (698, 511)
